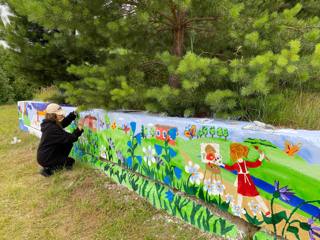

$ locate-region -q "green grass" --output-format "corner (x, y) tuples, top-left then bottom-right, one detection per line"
(258, 91), (320, 130)
(33, 86), (59, 102)
(0, 104), (216, 240)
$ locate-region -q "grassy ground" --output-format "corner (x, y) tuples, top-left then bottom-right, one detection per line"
(0, 104), (217, 240)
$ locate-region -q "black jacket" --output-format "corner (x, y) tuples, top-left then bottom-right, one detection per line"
(37, 112), (83, 167)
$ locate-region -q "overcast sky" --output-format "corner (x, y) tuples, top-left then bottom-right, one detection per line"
(0, 4), (13, 26)
(0, 4), (12, 48)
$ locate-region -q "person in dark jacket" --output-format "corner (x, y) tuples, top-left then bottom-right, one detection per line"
(37, 103), (84, 177)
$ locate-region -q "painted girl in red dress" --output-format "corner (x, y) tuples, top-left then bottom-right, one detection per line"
(221, 143), (270, 216)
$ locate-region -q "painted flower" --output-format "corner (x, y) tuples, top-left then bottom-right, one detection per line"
(142, 145), (156, 166)
(164, 176), (171, 185)
(154, 144), (162, 155)
(213, 180), (225, 196)
(248, 200), (261, 216)
(116, 150), (125, 163)
(168, 128), (177, 140)
(136, 156), (142, 164)
(174, 167), (182, 179)
(107, 138), (115, 149)
(111, 121), (117, 130)
(225, 194), (234, 205)
(203, 179), (212, 192)
(274, 180), (295, 202)
(130, 121), (136, 134)
(165, 190), (174, 202)
(154, 156), (164, 166)
(100, 146), (107, 159)
(126, 156), (133, 168)
(135, 133), (142, 145)
(232, 205), (246, 217)
(185, 161), (204, 185)
(308, 218), (320, 240)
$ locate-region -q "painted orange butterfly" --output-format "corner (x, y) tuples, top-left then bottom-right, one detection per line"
(184, 125), (196, 139)
(284, 141), (301, 156)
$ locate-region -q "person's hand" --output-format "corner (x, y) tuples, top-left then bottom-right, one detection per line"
(71, 111), (78, 119)
(78, 118), (84, 130)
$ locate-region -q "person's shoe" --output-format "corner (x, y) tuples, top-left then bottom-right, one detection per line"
(40, 168), (53, 177)
(65, 157), (75, 170)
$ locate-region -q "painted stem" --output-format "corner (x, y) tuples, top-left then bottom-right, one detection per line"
(281, 200), (319, 239)
(270, 197), (277, 240)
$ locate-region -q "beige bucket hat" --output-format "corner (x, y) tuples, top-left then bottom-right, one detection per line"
(45, 103), (66, 116)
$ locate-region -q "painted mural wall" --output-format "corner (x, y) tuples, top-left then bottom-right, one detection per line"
(18, 101), (320, 240)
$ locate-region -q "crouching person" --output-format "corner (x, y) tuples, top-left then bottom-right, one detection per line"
(37, 103), (84, 177)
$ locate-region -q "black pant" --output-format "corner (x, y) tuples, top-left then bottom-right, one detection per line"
(40, 143), (75, 170)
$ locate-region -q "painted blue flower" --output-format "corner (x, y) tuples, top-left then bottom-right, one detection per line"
(135, 133), (142, 145)
(169, 148), (177, 158)
(308, 218), (320, 240)
(154, 144), (162, 155)
(168, 128), (177, 140)
(164, 176), (171, 185)
(127, 156), (133, 168)
(116, 150), (125, 163)
(274, 180), (295, 202)
(136, 156), (142, 164)
(130, 122), (136, 134)
(174, 167), (182, 179)
(127, 141), (132, 148)
(165, 190), (174, 202)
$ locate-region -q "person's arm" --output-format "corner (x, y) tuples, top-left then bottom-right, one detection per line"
(60, 111), (77, 128)
(222, 163), (237, 171)
(49, 124), (83, 144)
(246, 153), (264, 168)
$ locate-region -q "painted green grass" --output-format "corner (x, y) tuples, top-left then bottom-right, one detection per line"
(0, 104), (218, 240)
(76, 154), (239, 238)
(91, 123), (319, 217)
(77, 114), (320, 222)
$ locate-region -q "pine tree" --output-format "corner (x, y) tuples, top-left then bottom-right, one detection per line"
(2, 0), (320, 120)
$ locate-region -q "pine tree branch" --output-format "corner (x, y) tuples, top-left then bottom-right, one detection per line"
(283, 25), (320, 33)
(184, 16), (219, 25)
(155, 26), (171, 33)
(186, 26), (213, 33)
(150, 17), (172, 27)
(155, 11), (175, 24)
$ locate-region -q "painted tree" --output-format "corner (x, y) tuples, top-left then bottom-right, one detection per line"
(141, 125), (146, 139)
(201, 126), (209, 138)
(223, 128), (229, 141)
(216, 127), (224, 139)
(209, 126), (216, 138)
(149, 127), (156, 138)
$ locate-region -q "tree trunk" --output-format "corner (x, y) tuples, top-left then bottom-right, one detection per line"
(169, 7), (186, 88)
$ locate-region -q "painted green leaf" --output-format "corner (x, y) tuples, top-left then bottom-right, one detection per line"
(287, 226), (300, 240)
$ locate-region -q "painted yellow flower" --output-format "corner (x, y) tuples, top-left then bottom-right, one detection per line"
(111, 121), (117, 130)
